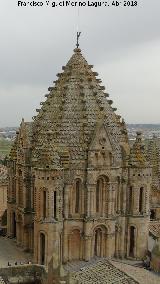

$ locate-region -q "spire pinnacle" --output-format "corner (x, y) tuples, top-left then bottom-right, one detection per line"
(76, 31), (81, 48)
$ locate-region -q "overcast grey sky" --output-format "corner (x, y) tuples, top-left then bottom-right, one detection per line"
(0, 0), (160, 126)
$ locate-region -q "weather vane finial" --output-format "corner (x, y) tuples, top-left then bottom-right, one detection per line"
(76, 31), (81, 48)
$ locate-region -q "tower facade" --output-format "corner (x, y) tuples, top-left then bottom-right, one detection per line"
(127, 132), (152, 258)
(7, 48), (157, 267)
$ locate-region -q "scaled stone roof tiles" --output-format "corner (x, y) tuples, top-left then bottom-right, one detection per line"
(65, 259), (138, 284)
(149, 221), (160, 238)
(31, 48), (128, 168)
(0, 165), (8, 184)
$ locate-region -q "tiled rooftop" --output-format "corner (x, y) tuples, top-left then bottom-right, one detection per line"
(65, 259), (138, 284)
(0, 165), (7, 183)
(65, 258), (160, 284)
(149, 221), (160, 238)
(111, 260), (160, 284)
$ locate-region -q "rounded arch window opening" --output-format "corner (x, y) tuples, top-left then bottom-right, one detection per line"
(96, 176), (109, 215)
(129, 226), (136, 258)
(139, 187), (144, 214)
(40, 233), (46, 265)
(75, 179), (82, 214)
(93, 225), (108, 258)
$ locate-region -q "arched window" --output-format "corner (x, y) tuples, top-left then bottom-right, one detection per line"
(93, 226), (107, 258)
(96, 176), (109, 216)
(139, 187), (143, 214)
(129, 226), (135, 257)
(40, 233), (45, 265)
(75, 179), (81, 213)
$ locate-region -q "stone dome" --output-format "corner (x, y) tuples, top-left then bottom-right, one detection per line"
(31, 48), (128, 168)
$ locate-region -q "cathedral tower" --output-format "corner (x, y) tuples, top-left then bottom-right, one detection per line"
(7, 47), (153, 267)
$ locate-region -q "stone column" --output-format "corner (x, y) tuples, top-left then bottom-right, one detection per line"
(23, 183), (27, 209)
(16, 222), (20, 245)
(86, 186), (90, 217)
(56, 192), (60, 220)
(20, 223), (23, 246)
(101, 231), (105, 257)
(116, 220), (125, 258)
(30, 227), (34, 252)
(102, 184), (106, 217)
(144, 185), (150, 214)
(15, 176), (18, 204)
(52, 231), (60, 269)
(13, 177), (16, 200)
(106, 233), (114, 257)
(133, 227), (137, 258)
(7, 210), (11, 237)
(46, 190), (49, 218)
(84, 236), (92, 261)
(121, 183), (127, 214)
(105, 233), (109, 257)
(63, 222), (69, 263)
(115, 226), (123, 258)
(86, 184), (95, 217)
(64, 185), (70, 219)
(90, 186), (95, 217)
(30, 177), (34, 210)
(112, 187), (116, 216)
(118, 183), (121, 213)
(80, 187), (83, 215)
(115, 231), (118, 258)
(23, 227), (29, 251)
(40, 190), (43, 219)
(108, 183), (112, 217)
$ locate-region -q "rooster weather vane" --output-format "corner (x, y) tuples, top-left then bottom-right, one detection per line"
(76, 31), (81, 48)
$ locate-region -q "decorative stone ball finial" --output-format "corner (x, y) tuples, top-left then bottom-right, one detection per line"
(73, 48), (81, 53)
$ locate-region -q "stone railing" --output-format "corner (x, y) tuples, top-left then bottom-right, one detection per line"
(0, 264), (47, 284)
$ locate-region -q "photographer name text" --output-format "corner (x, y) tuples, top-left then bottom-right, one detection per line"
(17, 0), (139, 8)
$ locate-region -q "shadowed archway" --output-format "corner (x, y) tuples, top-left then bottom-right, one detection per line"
(40, 233), (45, 265)
(93, 226), (108, 258)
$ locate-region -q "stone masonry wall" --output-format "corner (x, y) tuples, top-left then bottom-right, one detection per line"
(0, 265), (47, 284)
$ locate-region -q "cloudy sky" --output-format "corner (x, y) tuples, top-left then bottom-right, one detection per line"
(0, 0), (160, 126)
